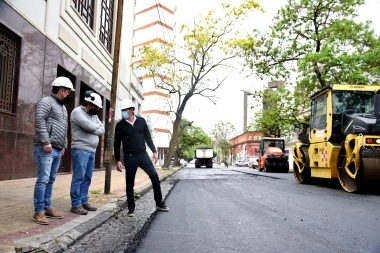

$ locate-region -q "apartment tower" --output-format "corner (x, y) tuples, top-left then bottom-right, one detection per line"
(133, 1), (175, 165)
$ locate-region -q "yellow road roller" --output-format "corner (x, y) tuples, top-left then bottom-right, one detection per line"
(292, 84), (380, 192)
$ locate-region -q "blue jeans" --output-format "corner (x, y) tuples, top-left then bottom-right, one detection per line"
(124, 151), (162, 210)
(33, 145), (62, 213)
(70, 149), (95, 208)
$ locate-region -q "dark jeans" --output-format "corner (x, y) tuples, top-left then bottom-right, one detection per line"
(124, 151), (162, 210)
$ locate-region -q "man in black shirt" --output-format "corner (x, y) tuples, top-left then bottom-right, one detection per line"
(114, 99), (169, 217)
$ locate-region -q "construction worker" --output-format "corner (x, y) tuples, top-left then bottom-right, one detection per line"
(114, 99), (169, 217)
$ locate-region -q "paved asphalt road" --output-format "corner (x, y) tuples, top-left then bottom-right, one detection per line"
(136, 164), (380, 253)
(65, 163), (380, 253)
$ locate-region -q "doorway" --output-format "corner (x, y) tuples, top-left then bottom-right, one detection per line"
(57, 65), (76, 173)
(80, 82), (106, 170)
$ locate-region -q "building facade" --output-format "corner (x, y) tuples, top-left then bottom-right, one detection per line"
(0, 0), (141, 181)
(133, 1), (175, 166)
(229, 131), (263, 164)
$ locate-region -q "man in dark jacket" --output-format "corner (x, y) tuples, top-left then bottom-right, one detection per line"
(114, 98), (169, 217)
(33, 76), (75, 225)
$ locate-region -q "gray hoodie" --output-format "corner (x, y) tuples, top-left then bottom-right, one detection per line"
(70, 106), (105, 152)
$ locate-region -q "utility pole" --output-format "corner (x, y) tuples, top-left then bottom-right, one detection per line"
(104, 0), (124, 194)
(243, 91), (248, 133)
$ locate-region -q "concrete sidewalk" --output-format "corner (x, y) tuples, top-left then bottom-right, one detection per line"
(0, 167), (179, 253)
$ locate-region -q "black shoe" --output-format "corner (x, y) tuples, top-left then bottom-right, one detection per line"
(127, 210), (135, 217)
(156, 202), (169, 212)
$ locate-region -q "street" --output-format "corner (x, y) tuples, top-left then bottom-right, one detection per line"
(65, 163), (380, 253)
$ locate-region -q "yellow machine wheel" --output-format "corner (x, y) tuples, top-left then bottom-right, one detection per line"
(337, 147), (380, 193)
(337, 148), (364, 193)
(293, 161), (310, 184)
(293, 147), (310, 183)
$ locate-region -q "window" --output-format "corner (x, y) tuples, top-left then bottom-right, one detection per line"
(311, 93), (327, 130)
(333, 91), (374, 114)
(264, 140), (285, 150)
(0, 24), (19, 114)
(99, 0), (114, 52)
(72, 0), (95, 29)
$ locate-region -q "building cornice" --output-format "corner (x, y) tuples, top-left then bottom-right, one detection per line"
(154, 128), (171, 134)
(144, 91), (170, 98)
(142, 109), (170, 116)
(135, 3), (174, 16)
(133, 38), (170, 48)
(139, 73), (172, 81)
(134, 21), (173, 32)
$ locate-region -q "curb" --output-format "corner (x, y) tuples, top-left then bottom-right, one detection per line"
(14, 167), (180, 253)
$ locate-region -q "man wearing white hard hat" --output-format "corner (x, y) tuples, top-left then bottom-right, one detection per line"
(33, 76), (75, 225)
(114, 98), (169, 217)
(69, 90), (105, 215)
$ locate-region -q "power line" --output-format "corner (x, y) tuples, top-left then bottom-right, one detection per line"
(156, 0), (172, 42)
(153, 0), (172, 43)
(153, 0), (167, 42)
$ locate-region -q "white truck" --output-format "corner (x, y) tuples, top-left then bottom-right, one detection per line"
(195, 147), (213, 168)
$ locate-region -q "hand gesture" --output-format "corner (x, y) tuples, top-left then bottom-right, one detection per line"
(152, 152), (158, 164)
(43, 144), (52, 153)
(116, 161), (123, 172)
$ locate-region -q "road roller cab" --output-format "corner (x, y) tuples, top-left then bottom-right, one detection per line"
(257, 137), (289, 173)
(292, 84), (380, 192)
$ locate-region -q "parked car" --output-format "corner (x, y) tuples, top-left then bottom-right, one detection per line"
(235, 160), (249, 167)
(189, 159), (196, 164)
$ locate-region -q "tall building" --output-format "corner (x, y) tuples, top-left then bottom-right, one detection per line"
(0, 0), (141, 180)
(263, 80), (284, 110)
(133, 1), (175, 166)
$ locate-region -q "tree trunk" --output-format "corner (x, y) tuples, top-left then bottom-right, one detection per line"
(162, 117), (181, 168)
(161, 93), (191, 168)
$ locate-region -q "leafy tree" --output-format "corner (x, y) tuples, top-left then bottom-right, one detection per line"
(174, 120), (211, 164)
(210, 121), (237, 163)
(133, 1), (263, 168)
(239, 0), (380, 133)
(247, 84), (310, 137)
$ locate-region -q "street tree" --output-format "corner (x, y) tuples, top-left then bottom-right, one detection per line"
(177, 123), (211, 162)
(248, 84), (310, 137)
(210, 121), (237, 162)
(133, 1), (263, 168)
(239, 0), (380, 134)
(171, 119), (194, 165)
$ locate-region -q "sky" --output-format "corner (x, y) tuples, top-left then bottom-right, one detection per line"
(163, 0), (380, 136)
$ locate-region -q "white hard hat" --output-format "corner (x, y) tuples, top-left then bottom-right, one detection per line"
(84, 91), (103, 108)
(120, 99), (135, 110)
(51, 77), (75, 91)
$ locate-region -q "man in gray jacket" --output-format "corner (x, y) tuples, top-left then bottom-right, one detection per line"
(70, 91), (105, 215)
(33, 76), (75, 225)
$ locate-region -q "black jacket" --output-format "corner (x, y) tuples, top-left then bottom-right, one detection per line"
(114, 116), (156, 162)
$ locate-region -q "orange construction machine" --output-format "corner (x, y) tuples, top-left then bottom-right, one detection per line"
(257, 137), (289, 173)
